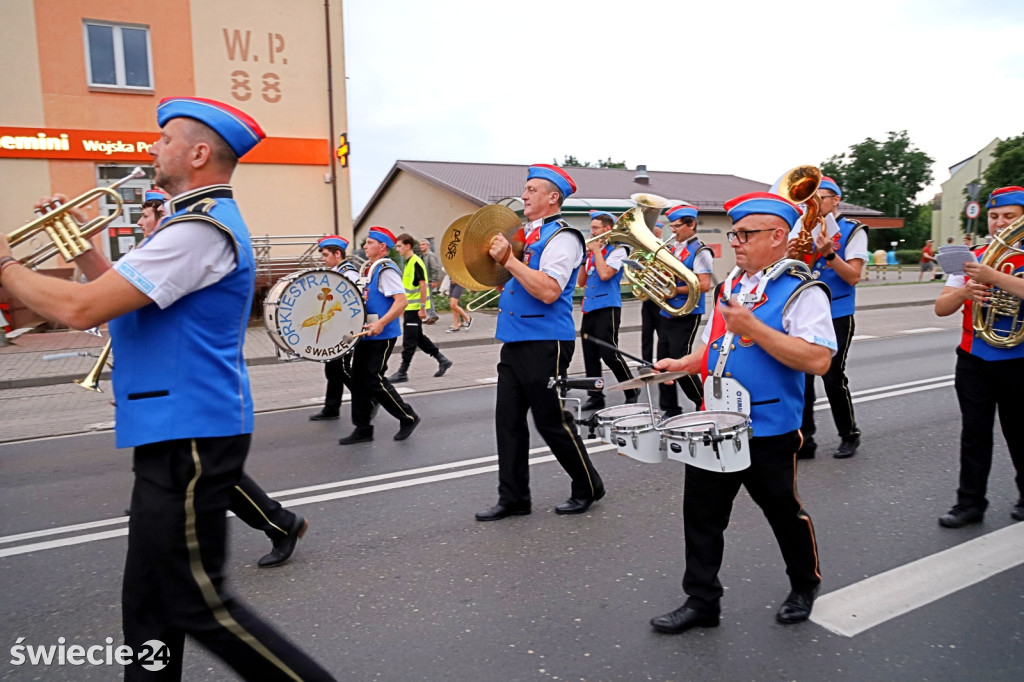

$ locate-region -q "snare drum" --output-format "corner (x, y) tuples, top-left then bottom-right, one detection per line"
(592, 404), (655, 444)
(610, 414), (665, 464)
(660, 411), (751, 473)
(263, 268), (366, 362)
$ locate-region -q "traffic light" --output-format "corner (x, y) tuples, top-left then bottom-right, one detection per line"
(337, 133), (349, 168)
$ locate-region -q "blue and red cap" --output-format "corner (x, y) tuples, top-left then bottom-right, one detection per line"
(527, 164), (576, 199)
(157, 97), (266, 158)
(666, 204), (698, 222)
(987, 186), (1024, 209)
(819, 176), (842, 198)
(366, 226), (396, 250)
(589, 210), (616, 221)
(724, 192), (803, 229)
(318, 235), (350, 252)
(144, 188), (169, 202)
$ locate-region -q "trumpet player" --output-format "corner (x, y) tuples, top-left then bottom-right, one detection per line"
(789, 177), (868, 460)
(935, 186), (1024, 528)
(578, 210), (639, 409)
(475, 164), (605, 521)
(0, 97), (334, 680)
(657, 204), (712, 417)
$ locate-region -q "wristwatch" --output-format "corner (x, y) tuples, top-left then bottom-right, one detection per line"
(825, 253), (837, 262)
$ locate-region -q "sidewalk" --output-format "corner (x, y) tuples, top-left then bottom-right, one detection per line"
(0, 280), (947, 391)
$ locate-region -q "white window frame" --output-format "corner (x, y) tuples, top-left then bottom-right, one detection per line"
(82, 20), (154, 92)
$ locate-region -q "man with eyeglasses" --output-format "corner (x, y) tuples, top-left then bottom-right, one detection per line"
(789, 177), (868, 459)
(649, 191), (836, 634)
(657, 204), (713, 417)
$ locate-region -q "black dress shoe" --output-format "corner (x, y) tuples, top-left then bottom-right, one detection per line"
(797, 439), (816, 460)
(834, 435), (860, 459)
(475, 503), (531, 522)
(339, 428), (374, 445)
(555, 489), (605, 515)
(309, 409), (339, 421)
(938, 505), (984, 528)
(257, 517), (308, 568)
(394, 415), (421, 441)
(1012, 500), (1024, 522)
(581, 396), (606, 411)
(650, 605), (720, 634)
(776, 586), (819, 624)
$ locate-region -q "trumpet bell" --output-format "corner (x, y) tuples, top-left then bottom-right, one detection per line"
(774, 165), (822, 205)
(440, 205), (523, 291)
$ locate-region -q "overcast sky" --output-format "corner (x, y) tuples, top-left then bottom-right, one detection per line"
(341, 0), (1024, 216)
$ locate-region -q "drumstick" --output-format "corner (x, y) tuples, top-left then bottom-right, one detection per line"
(340, 330), (371, 344)
(581, 334), (654, 369)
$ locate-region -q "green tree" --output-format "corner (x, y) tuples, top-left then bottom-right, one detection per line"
(821, 130), (934, 252)
(555, 156), (627, 169)
(981, 133), (1024, 202)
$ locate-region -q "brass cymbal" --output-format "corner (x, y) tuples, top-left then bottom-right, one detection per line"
(464, 204), (524, 288)
(440, 214), (479, 289)
(606, 371), (692, 392)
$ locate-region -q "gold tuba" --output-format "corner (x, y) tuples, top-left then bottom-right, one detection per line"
(775, 165), (822, 260)
(608, 193), (701, 317)
(971, 213), (1024, 348)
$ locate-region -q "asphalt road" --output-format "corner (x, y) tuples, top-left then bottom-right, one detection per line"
(2, 307), (1023, 681)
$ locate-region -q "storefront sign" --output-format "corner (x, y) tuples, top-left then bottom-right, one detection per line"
(0, 127), (328, 165)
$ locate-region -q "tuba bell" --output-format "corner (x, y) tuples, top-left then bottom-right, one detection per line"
(75, 339), (113, 392)
(607, 193), (702, 317)
(971, 213), (1024, 348)
(775, 165), (822, 261)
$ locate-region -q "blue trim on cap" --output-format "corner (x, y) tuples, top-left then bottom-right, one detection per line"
(666, 205), (698, 222)
(726, 196), (802, 229)
(157, 98), (264, 158)
(987, 187), (1024, 209)
(819, 177), (842, 197)
(527, 165), (575, 198)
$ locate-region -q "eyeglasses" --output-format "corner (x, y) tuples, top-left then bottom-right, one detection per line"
(726, 229), (776, 243)
(817, 193), (838, 200)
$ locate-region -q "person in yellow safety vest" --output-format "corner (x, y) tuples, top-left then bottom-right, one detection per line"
(388, 233), (453, 383)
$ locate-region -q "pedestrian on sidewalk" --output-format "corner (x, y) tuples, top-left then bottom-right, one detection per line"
(447, 279), (472, 332)
(388, 233), (452, 383)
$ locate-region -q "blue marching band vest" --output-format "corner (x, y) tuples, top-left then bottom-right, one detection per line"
(581, 244), (624, 313)
(662, 237), (709, 317)
(363, 259), (403, 341)
(960, 244), (1024, 361)
(703, 268), (828, 437)
(109, 185), (254, 448)
(497, 217), (584, 343)
(808, 215), (865, 319)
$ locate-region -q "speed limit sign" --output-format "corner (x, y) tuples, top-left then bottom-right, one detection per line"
(965, 201), (981, 219)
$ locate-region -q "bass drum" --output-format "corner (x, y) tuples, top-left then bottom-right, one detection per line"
(263, 268), (366, 362)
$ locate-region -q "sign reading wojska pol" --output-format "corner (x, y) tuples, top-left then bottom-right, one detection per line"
(0, 127), (330, 165)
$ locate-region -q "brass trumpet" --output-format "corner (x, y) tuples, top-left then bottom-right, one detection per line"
(775, 165), (822, 260)
(7, 167), (146, 269)
(75, 339), (113, 392)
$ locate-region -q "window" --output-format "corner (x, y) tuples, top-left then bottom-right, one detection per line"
(84, 21), (152, 90)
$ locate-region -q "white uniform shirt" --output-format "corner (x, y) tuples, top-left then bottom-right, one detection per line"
(524, 217), (584, 290)
(115, 216), (236, 310)
(673, 237), (714, 275)
(589, 244), (627, 272)
(701, 269), (838, 355)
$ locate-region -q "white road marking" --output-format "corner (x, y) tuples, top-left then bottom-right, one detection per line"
(851, 335), (877, 340)
(812, 375), (953, 408)
(901, 327), (945, 334)
(812, 522), (1024, 637)
(476, 377), (498, 384)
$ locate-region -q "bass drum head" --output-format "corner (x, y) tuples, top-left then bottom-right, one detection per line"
(263, 268), (366, 362)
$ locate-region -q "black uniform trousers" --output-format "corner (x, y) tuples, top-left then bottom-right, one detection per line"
(321, 354), (355, 413)
(953, 348), (1024, 511)
(399, 309), (440, 367)
(801, 313), (859, 442)
(681, 430), (821, 613)
(580, 306), (635, 398)
(495, 340), (604, 505)
(231, 474), (296, 542)
(351, 337), (417, 430)
(640, 299), (661, 363)
(123, 436), (334, 681)
(657, 313), (704, 415)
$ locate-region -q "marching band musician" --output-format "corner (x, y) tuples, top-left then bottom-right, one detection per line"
(475, 164), (605, 521)
(657, 204), (712, 418)
(640, 221), (666, 364)
(310, 235), (362, 421)
(578, 210), (639, 410)
(338, 227), (422, 444)
(0, 97), (334, 680)
(138, 188), (311, 569)
(934, 186), (1024, 528)
(650, 192), (836, 634)
(790, 176), (868, 459)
